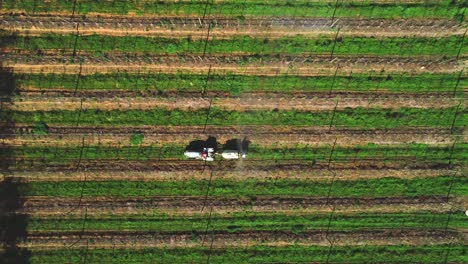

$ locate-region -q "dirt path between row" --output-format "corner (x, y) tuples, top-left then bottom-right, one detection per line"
(4, 131), (459, 148)
(5, 62), (460, 75)
(7, 94), (463, 112)
(10, 124), (461, 135)
(1, 15), (464, 38)
(2, 52), (462, 75)
(4, 125), (463, 147)
(17, 88), (466, 98)
(7, 27), (465, 39)
(19, 229), (464, 249)
(5, 158), (457, 172)
(9, 169), (458, 182)
(13, 196), (465, 217)
(2, 50), (461, 65)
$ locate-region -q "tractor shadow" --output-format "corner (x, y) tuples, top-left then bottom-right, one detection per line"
(223, 138), (250, 152)
(185, 136), (218, 152)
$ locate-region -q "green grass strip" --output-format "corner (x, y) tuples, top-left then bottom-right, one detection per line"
(23, 212), (467, 232)
(1, 107), (465, 128)
(10, 72), (466, 94)
(249, 143), (467, 162)
(10, 176), (467, 197)
(6, 144), (467, 163)
(1, 0), (465, 19)
(5, 245), (466, 264)
(5, 34), (466, 56)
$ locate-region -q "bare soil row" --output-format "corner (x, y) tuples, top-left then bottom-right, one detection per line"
(2, 50), (460, 66)
(16, 89), (465, 98)
(10, 124), (459, 136)
(1, 15), (464, 38)
(7, 168), (458, 182)
(18, 229), (464, 249)
(4, 125), (462, 147)
(2, 158), (456, 173)
(3, 132), (459, 148)
(1, 53), (461, 75)
(6, 94), (463, 112)
(8, 195), (464, 217)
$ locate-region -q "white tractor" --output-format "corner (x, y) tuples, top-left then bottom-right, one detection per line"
(184, 138), (248, 161)
(184, 147), (215, 161)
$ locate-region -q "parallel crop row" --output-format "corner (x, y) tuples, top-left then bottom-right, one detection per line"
(1, 0), (464, 19)
(2, 107), (463, 128)
(5, 34), (466, 56)
(25, 212), (467, 232)
(16, 245), (467, 264)
(0, 0), (466, 262)
(10, 72), (466, 94)
(4, 144), (467, 163)
(10, 176), (466, 197)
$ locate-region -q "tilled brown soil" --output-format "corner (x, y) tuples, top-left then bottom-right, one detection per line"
(4, 125), (462, 147)
(5, 63), (458, 75)
(8, 124), (462, 137)
(1, 15), (464, 38)
(13, 196), (460, 216)
(1, 51), (459, 67)
(5, 158), (455, 172)
(9, 168), (458, 182)
(2, 131), (458, 148)
(2, 53), (461, 75)
(18, 229), (464, 249)
(16, 89), (466, 98)
(7, 94), (463, 112)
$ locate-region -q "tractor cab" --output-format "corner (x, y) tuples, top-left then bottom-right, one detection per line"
(184, 147), (215, 161)
(201, 147), (215, 161)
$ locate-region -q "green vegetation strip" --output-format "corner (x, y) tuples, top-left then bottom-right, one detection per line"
(8, 176), (467, 197)
(23, 212), (467, 232)
(1, 0), (464, 19)
(2, 107), (465, 128)
(6, 144), (467, 164)
(248, 144), (467, 162)
(5, 245), (467, 264)
(5, 34), (466, 56)
(11, 72), (466, 94)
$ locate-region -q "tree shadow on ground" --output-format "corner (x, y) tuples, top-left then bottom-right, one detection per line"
(0, 179), (30, 264)
(0, 48), (30, 263)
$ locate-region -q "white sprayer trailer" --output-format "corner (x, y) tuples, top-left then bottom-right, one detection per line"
(221, 150), (247, 160)
(184, 148), (246, 161)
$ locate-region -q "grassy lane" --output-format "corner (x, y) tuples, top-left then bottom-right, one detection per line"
(5, 144), (467, 163)
(1, 0), (464, 19)
(20, 244), (468, 264)
(7, 245), (467, 263)
(12, 72), (466, 94)
(25, 212), (467, 232)
(1, 107), (465, 128)
(12, 176), (467, 197)
(5, 34), (466, 56)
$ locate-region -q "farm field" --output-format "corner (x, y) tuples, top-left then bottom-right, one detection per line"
(0, 0), (466, 263)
